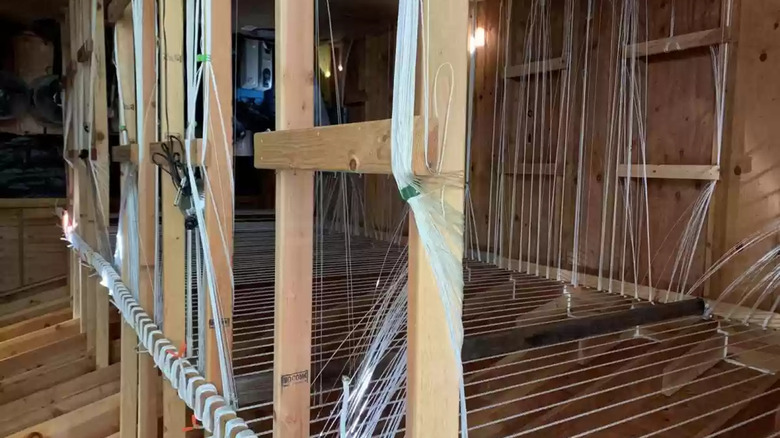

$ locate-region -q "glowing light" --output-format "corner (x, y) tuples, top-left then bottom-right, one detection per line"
(62, 210), (76, 235)
(337, 64), (343, 72)
(324, 70), (332, 78)
(469, 27), (486, 53)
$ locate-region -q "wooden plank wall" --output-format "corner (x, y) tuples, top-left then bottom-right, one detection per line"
(469, 0), (743, 296)
(714, 0), (780, 301)
(0, 199), (68, 292)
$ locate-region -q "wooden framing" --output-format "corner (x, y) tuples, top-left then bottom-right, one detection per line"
(63, 0), (110, 371)
(135, 0), (161, 435)
(272, 0), (315, 434)
(407, 0), (468, 436)
(624, 27), (730, 58)
(617, 164), (721, 181)
(113, 5), (139, 438)
(255, 117), (436, 174)
(203, 0), (235, 410)
(159, 0), (188, 433)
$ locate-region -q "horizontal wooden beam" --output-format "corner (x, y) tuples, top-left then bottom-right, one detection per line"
(112, 140), (201, 164)
(624, 27), (729, 58)
(254, 116), (437, 174)
(506, 57), (566, 79)
(461, 298), (706, 360)
(617, 164), (720, 180)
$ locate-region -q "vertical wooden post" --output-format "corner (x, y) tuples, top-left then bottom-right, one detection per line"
(273, 0), (314, 435)
(137, 0), (161, 435)
(160, 0), (188, 434)
(204, 0), (235, 408)
(114, 5), (140, 437)
(62, 4), (79, 324)
(407, 0), (468, 436)
(92, 0), (111, 369)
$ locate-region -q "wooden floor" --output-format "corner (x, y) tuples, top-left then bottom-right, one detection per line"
(5, 213), (779, 437)
(0, 276), (122, 438)
(216, 216), (780, 437)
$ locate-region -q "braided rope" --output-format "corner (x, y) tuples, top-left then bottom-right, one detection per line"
(66, 230), (256, 438)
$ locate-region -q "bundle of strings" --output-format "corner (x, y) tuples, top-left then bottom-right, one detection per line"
(684, 218), (780, 324)
(330, 0), (468, 435)
(179, 0), (238, 406)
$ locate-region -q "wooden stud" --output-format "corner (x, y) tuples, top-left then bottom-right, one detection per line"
(92, 0), (111, 371)
(407, 0), (468, 436)
(272, 0), (314, 435)
(160, 0), (188, 433)
(135, 0), (160, 435)
(113, 4), (140, 438)
(254, 117), (437, 174)
(204, 0), (235, 415)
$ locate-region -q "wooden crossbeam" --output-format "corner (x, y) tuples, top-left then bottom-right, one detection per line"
(463, 298), (706, 360)
(506, 57), (566, 79)
(624, 27), (729, 57)
(254, 116), (437, 174)
(617, 164), (720, 180)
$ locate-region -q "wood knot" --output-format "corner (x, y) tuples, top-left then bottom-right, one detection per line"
(349, 156), (359, 172)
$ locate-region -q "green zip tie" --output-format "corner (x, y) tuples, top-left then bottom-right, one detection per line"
(196, 54), (211, 62)
(400, 185), (420, 202)
(119, 125), (126, 131)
